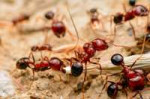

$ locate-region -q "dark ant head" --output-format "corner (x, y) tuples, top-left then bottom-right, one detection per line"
(16, 57), (30, 69)
(92, 38), (108, 51)
(31, 45), (38, 51)
(90, 8), (97, 14)
(45, 11), (55, 20)
(71, 62), (83, 77)
(49, 57), (63, 71)
(111, 54), (124, 66)
(129, 0), (136, 6)
(107, 82), (118, 97)
(113, 13), (124, 24)
(51, 21), (66, 38)
(83, 42), (96, 57)
(134, 5), (149, 16)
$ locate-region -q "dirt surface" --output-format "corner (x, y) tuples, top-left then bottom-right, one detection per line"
(0, 0), (150, 99)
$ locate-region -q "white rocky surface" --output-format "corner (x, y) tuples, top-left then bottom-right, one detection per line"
(0, 71), (15, 98)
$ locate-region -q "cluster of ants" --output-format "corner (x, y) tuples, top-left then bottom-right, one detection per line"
(13, 0), (150, 98)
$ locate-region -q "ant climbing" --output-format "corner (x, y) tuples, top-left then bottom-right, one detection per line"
(100, 53), (149, 99)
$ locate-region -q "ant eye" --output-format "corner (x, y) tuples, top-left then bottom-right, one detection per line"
(107, 83), (118, 97)
(16, 57), (29, 69)
(71, 62), (83, 77)
(111, 54), (124, 65)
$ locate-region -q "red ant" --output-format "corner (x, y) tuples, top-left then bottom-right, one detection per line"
(112, 5), (149, 39)
(16, 55), (84, 79)
(88, 8), (104, 31)
(43, 10), (77, 42)
(100, 53), (148, 99)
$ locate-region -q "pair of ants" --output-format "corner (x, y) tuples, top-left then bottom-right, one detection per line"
(98, 53), (150, 99)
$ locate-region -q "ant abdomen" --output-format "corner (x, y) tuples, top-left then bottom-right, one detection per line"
(107, 82), (118, 98)
(51, 21), (66, 38)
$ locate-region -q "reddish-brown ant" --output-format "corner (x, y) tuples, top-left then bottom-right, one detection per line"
(100, 53), (148, 98)
(88, 8), (104, 31)
(112, 5), (149, 39)
(43, 10), (77, 41)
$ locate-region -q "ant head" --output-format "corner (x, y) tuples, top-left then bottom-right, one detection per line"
(113, 13), (124, 24)
(49, 57), (63, 71)
(111, 54), (124, 66)
(90, 8), (97, 14)
(16, 57), (29, 69)
(129, 0), (136, 6)
(45, 11), (54, 20)
(92, 38), (108, 51)
(71, 62), (83, 77)
(107, 82), (118, 98)
(51, 21), (66, 38)
(134, 5), (149, 16)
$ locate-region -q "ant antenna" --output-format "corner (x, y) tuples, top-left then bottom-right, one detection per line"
(66, 1), (80, 52)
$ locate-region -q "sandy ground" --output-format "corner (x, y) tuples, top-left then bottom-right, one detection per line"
(0, 0), (150, 99)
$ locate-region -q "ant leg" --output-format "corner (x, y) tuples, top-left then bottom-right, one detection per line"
(131, 35), (146, 68)
(44, 30), (49, 44)
(89, 61), (102, 75)
(98, 72), (121, 97)
(129, 21), (136, 40)
(66, 29), (77, 41)
(132, 91), (143, 99)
